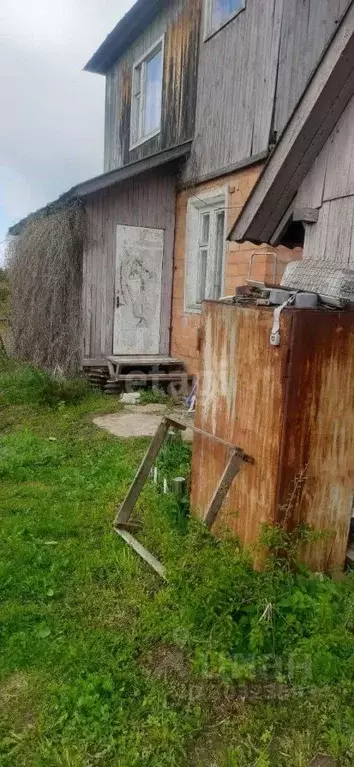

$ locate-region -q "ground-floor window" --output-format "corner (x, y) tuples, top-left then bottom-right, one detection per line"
(185, 188), (227, 312)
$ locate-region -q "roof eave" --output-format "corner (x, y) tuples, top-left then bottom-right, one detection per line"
(84, 0), (162, 75)
(8, 141), (192, 236)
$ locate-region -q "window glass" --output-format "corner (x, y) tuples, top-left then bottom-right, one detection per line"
(209, 0), (244, 34)
(186, 197), (226, 311)
(200, 213), (210, 246)
(131, 39), (163, 147)
(197, 249), (208, 304)
(144, 48), (163, 136)
(213, 211), (225, 299)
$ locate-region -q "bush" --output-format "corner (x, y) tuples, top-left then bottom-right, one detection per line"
(0, 364), (90, 408)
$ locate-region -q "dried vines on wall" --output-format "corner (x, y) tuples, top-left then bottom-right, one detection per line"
(7, 203), (84, 374)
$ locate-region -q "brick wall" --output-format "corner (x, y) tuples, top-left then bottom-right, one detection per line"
(171, 165), (302, 373)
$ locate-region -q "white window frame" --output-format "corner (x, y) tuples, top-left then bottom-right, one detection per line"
(130, 35), (164, 151)
(204, 0), (246, 40)
(184, 187), (228, 314)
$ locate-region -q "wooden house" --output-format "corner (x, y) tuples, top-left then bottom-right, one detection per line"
(10, 0), (354, 379)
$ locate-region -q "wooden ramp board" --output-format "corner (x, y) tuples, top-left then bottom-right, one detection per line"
(107, 356), (185, 367)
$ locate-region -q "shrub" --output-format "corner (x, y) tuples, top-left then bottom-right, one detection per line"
(6, 203), (84, 374)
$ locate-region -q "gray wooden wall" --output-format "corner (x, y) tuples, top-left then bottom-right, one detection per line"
(274, 0), (352, 137)
(104, 0), (201, 172)
(295, 94), (354, 266)
(183, 0), (352, 183)
(104, 0), (351, 183)
(82, 171), (176, 359)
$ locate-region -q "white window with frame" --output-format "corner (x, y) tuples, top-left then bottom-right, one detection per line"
(185, 190), (227, 313)
(130, 36), (164, 150)
(205, 0), (245, 39)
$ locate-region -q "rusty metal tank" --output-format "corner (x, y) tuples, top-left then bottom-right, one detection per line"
(191, 301), (354, 571)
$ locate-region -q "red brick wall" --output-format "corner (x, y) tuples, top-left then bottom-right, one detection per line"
(171, 166), (302, 373)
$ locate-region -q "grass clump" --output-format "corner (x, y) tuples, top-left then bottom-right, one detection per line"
(1, 364), (354, 766)
(0, 362), (90, 409)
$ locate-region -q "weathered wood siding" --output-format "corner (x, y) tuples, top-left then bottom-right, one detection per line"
(104, 0), (351, 181)
(182, 0), (351, 183)
(274, 0), (352, 137)
(104, 0), (201, 172)
(296, 93), (354, 266)
(183, 0), (284, 182)
(83, 171), (176, 359)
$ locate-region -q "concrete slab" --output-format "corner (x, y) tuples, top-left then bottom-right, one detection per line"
(93, 405), (194, 442)
(94, 412), (164, 438)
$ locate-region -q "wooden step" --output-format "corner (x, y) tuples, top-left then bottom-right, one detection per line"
(107, 373), (190, 383)
(104, 372), (193, 396)
(106, 355), (185, 368)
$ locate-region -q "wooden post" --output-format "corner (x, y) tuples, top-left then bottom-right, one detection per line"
(203, 449), (245, 530)
(171, 477), (186, 497)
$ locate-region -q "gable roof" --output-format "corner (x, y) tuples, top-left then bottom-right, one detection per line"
(84, 0), (163, 75)
(229, 0), (354, 245)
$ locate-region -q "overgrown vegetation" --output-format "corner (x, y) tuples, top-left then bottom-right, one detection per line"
(0, 267), (10, 354)
(0, 362), (89, 409)
(6, 203), (84, 374)
(1, 363), (354, 766)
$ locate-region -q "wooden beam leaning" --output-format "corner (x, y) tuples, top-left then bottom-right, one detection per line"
(114, 528), (166, 580)
(203, 449), (246, 530)
(114, 418), (171, 527)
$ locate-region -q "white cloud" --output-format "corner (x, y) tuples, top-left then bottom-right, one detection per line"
(0, 0), (135, 263)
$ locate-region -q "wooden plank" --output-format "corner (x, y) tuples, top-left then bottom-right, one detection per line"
(203, 449), (245, 530)
(293, 207), (319, 223)
(323, 93), (354, 201)
(82, 358), (109, 367)
(270, 202), (294, 246)
(107, 355), (182, 365)
(114, 528), (166, 579)
(115, 418), (170, 526)
(295, 138), (329, 209)
(323, 196), (354, 265)
(109, 373), (190, 382)
(230, 3), (354, 244)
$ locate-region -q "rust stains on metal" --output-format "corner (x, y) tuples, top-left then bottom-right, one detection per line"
(277, 310), (354, 571)
(192, 301), (354, 571)
(191, 301), (291, 550)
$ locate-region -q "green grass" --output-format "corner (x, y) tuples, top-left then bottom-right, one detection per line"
(1, 364), (354, 766)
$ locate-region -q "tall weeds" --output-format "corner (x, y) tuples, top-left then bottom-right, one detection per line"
(7, 203), (84, 374)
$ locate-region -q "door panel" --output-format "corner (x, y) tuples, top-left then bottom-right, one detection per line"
(114, 225), (164, 355)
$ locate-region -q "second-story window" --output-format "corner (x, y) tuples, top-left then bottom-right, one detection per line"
(130, 37), (164, 149)
(205, 0), (245, 38)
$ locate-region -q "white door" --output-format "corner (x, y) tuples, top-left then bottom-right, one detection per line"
(113, 225), (164, 355)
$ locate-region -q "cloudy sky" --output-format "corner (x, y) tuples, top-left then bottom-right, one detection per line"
(0, 0), (135, 263)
